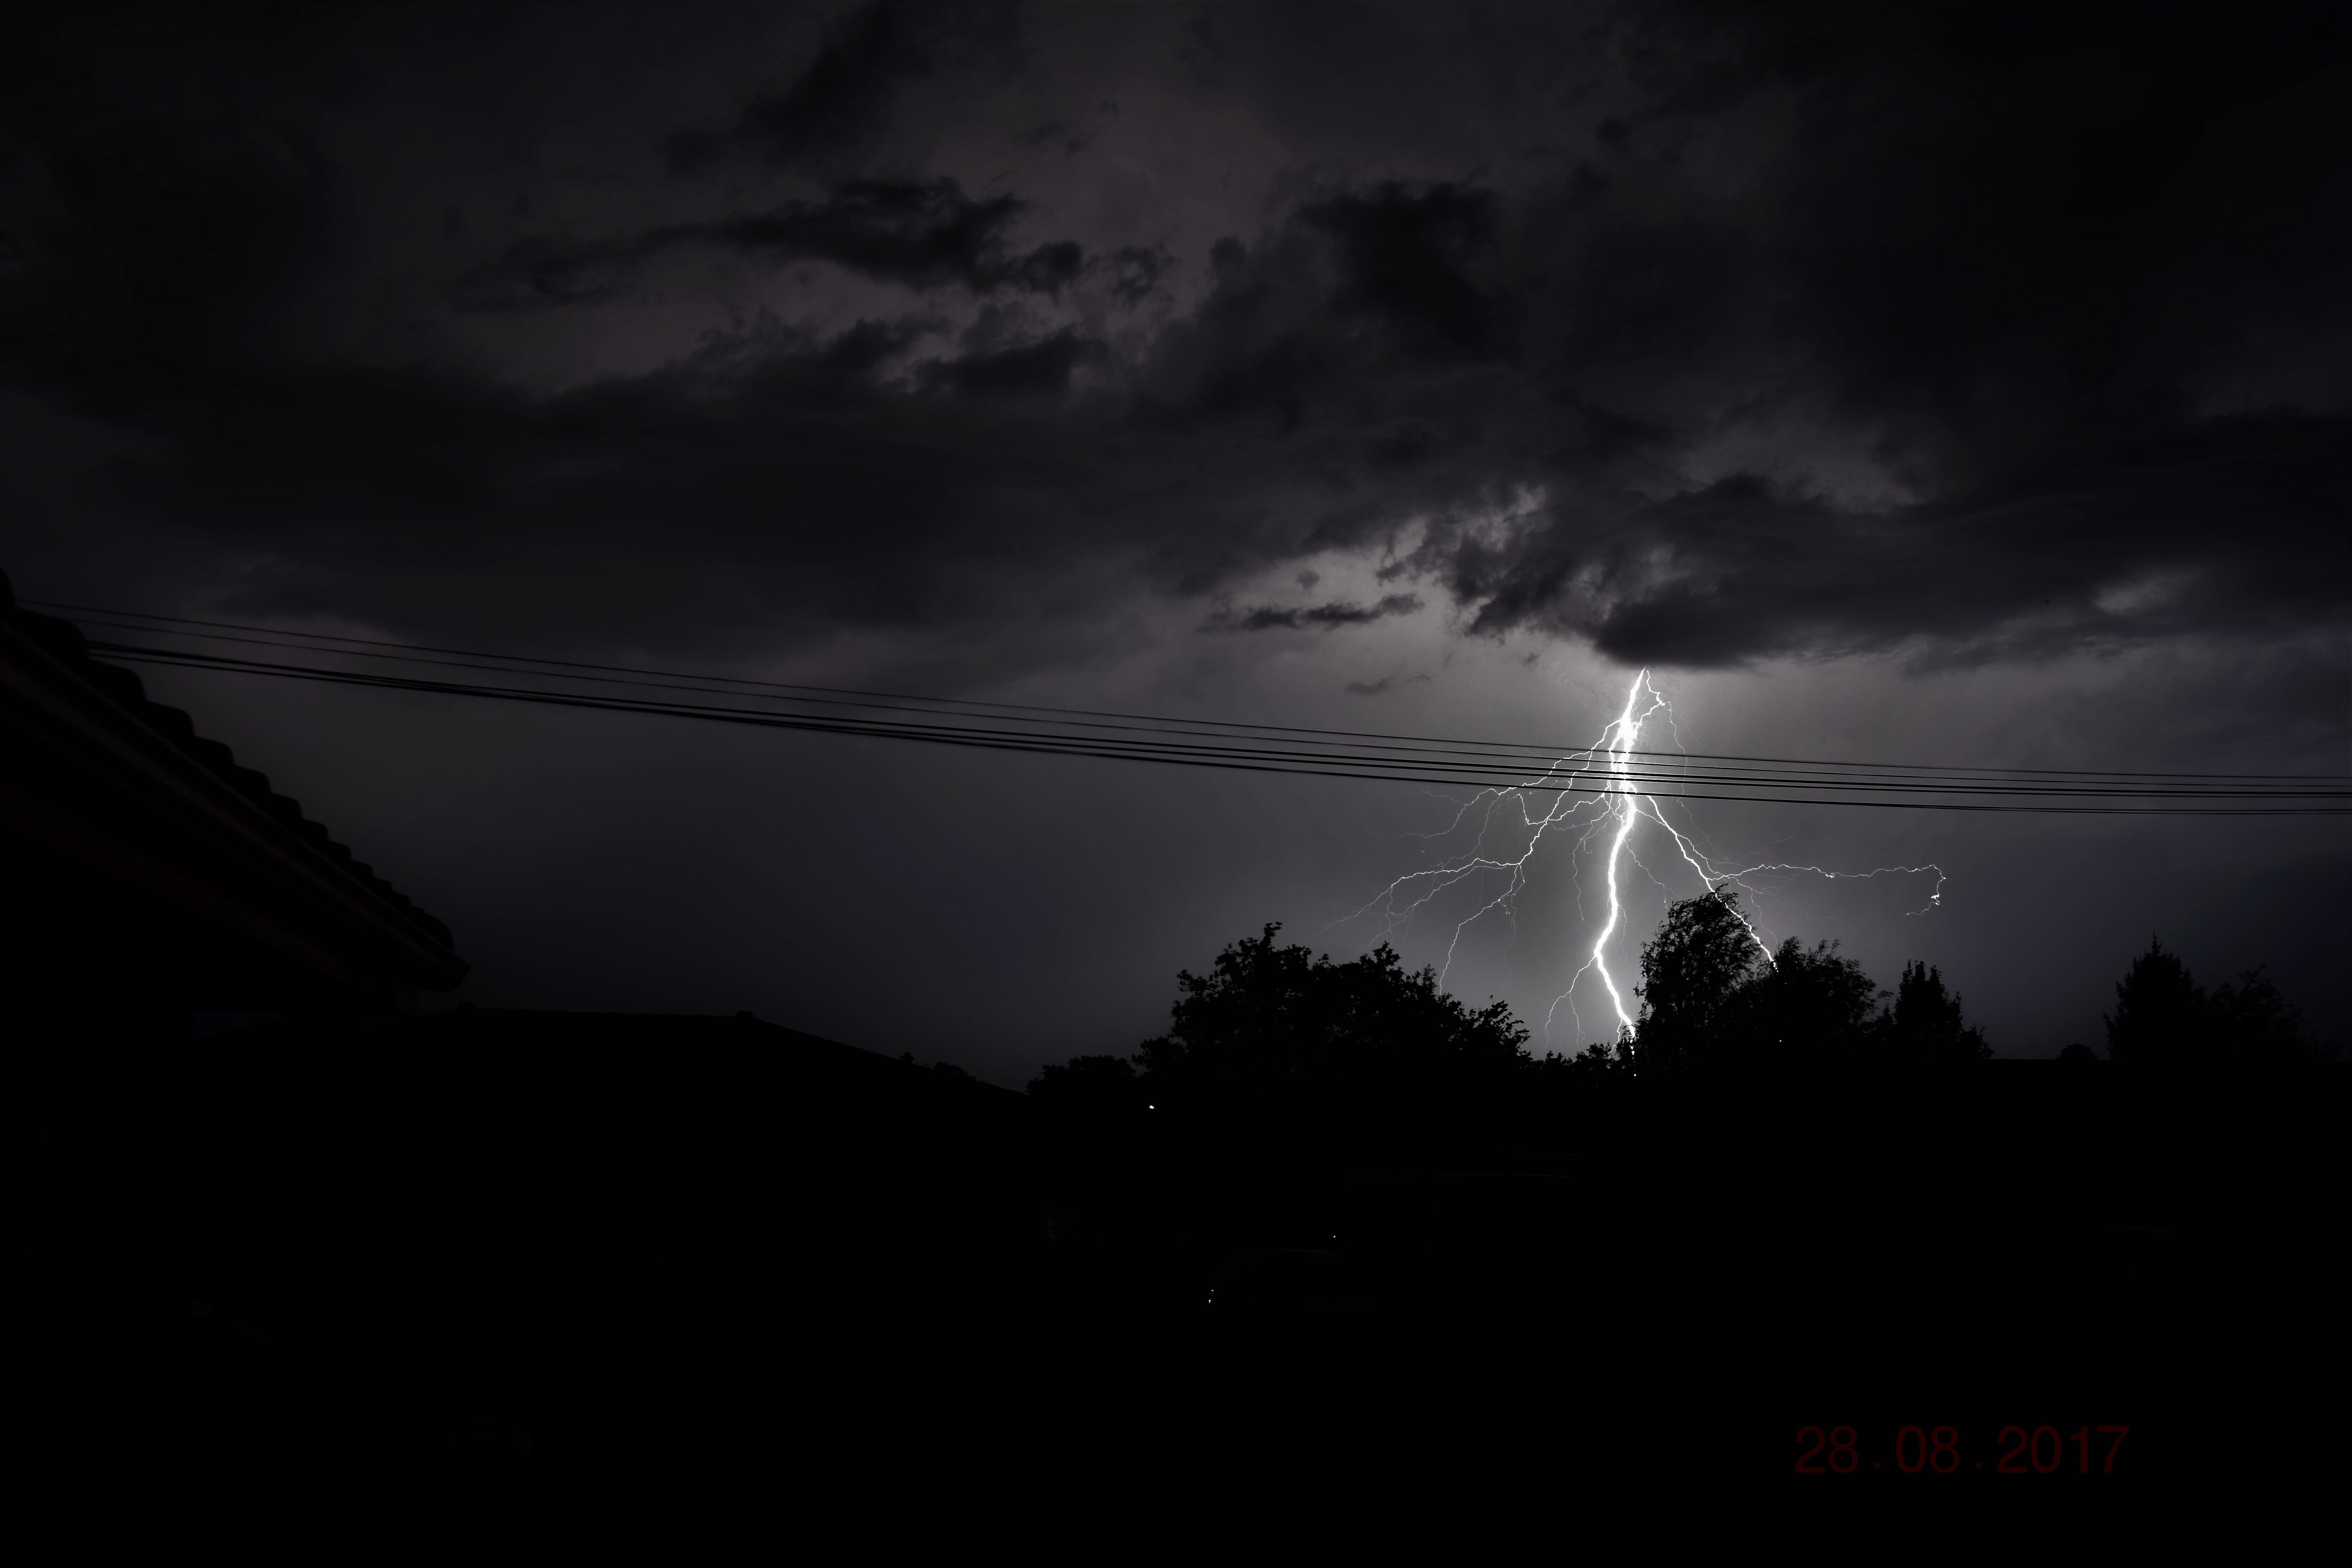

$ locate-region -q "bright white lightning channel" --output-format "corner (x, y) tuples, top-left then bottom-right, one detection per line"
(1348, 669), (1944, 1044)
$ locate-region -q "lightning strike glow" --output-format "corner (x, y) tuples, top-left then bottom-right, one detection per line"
(1348, 669), (1945, 1047)
(1581, 673), (1649, 1031)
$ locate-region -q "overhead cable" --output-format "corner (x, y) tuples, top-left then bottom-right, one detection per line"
(74, 632), (2350, 817)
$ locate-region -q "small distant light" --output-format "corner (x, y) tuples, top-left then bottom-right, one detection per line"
(1149, 1103), (1156, 1109)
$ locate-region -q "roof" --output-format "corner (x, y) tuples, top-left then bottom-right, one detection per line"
(186, 1007), (1032, 1161)
(0, 570), (465, 996)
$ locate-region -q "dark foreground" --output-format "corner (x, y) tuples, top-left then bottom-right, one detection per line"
(73, 1010), (2351, 1563)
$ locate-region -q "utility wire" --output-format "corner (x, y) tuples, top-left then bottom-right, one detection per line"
(80, 628), (2332, 797)
(34, 597), (2347, 787)
(84, 638), (2352, 815)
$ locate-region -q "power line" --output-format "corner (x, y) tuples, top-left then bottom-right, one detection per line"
(33, 597), (2346, 786)
(83, 637), (2352, 816)
(50, 604), (2351, 807)
(82, 627), (2316, 797)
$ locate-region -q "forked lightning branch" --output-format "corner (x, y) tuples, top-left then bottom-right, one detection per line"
(1351, 671), (1945, 1045)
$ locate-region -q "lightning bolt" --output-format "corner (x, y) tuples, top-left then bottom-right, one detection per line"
(1345, 669), (1944, 1045)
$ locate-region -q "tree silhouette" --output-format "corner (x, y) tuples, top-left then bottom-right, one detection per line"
(2106, 939), (2317, 1064)
(2208, 968), (2315, 1063)
(1544, 1039), (1633, 1077)
(2105, 938), (2209, 1063)
(1879, 961), (1993, 1062)
(1026, 1053), (1143, 1109)
(1732, 936), (1887, 1070)
(1030, 909), (2319, 1111)
(1630, 887), (1764, 1077)
(1130, 924), (1530, 1112)
(1633, 889), (1989, 1073)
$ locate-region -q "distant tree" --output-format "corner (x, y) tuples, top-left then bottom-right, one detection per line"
(1133, 924), (1531, 1112)
(1526, 1039), (1631, 1088)
(1631, 888), (1766, 1076)
(2207, 968), (2314, 1064)
(1632, 891), (2004, 1074)
(2104, 942), (2319, 1064)
(1727, 936), (1887, 1071)
(900, 1051), (980, 1082)
(1027, 1054), (1143, 1110)
(1548, 1040), (1632, 1077)
(2105, 938), (2207, 1063)
(2057, 1041), (2101, 1064)
(1878, 961), (1993, 1063)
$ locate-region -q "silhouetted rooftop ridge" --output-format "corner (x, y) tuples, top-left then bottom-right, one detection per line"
(191, 1005), (1031, 1118)
(0, 570), (456, 951)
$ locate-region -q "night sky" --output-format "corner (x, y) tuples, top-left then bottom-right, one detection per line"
(4, 1), (2345, 1077)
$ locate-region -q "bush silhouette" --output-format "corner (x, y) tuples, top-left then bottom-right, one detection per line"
(1031, 909), (2323, 1106)
(1632, 888), (1987, 1074)
(2106, 938), (2316, 1064)
(1123, 924), (1531, 1114)
(1027, 1054), (1143, 1110)
(2105, 938), (2207, 1063)
(1879, 961), (1992, 1063)
(1733, 935), (1886, 1069)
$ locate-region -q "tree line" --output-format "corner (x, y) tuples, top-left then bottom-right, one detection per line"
(1029, 889), (2328, 1110)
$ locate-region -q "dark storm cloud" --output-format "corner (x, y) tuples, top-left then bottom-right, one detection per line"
(1416, 415), (2352, 666)
(60, 332), (1112, 638)
(1120, 2), (2352, 666)
(0, 12), (1107, 650)
(0, 15), (331, 372)
(449, 178), (1085, 311)
(1302, 183), (1511, 360)
(666, 0), (1024, 171)
(1345, 672), (1432, 698)
(1018, 99), (1121, 159)
(918, 328), (1102, 400)
(0, 0), (2345, 678)
(1209, 594), (1426, 633)
(1101, 244), (1175, 307)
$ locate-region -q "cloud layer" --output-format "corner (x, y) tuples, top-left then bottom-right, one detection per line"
(2, 0), (2344, 677)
